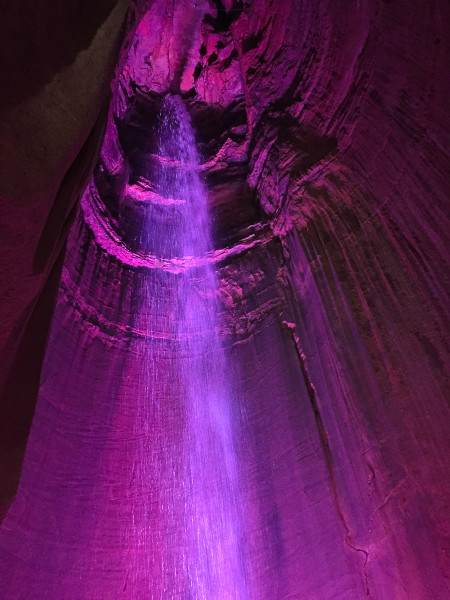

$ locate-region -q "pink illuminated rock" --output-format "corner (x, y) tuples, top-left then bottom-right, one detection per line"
(0, 0), (449, 598)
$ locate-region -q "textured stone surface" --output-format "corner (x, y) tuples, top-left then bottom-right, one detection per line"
(0, 0), (152, 516)
(0, 0), (449, 598)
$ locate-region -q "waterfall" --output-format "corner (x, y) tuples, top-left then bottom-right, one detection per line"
(130, 94), (247, 599)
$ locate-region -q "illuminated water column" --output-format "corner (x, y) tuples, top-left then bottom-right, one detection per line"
(130, 94), (247, 598)
(0, 94), (248, 600)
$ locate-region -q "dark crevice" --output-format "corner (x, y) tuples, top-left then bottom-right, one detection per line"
(222, 48), (239, 69)
(203, 0), (244, 32)
(242, 29), (264, 54)
(193, 61), (203, 79)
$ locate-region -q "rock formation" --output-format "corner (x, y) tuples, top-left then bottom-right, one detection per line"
(0, 0), (449, 598)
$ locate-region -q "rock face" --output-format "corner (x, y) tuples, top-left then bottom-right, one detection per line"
(0, 0), (449, 599)
(0, 0), (155, 515)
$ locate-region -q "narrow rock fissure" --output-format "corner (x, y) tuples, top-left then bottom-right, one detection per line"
(280, 319), (372, 599)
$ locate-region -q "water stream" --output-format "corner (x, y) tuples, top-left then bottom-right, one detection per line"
(130, 94), (247, 598)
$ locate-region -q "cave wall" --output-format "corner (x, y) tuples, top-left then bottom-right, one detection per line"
(0, 0), (153, 515)
(0, 0), (449, 598)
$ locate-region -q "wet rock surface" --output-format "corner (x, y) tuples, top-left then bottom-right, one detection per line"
(0, 0), (449, 598)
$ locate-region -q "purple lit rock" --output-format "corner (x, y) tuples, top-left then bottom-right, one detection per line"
(0, 0), (449, 599)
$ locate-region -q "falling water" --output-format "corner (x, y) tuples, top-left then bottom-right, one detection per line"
(129, 94), (247, 598)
